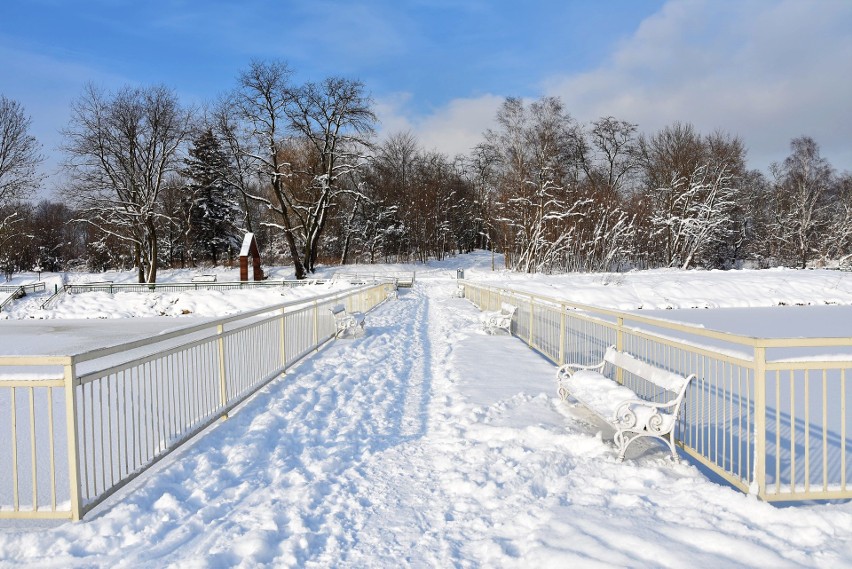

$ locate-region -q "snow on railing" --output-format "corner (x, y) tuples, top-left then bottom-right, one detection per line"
(460, 280), (852, 503)
(0, 281), (393, 521)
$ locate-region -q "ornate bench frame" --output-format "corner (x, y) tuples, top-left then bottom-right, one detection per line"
(556, 346), (695, 461)
(330, 304), (365, 338)
(484, 302), (517, 334)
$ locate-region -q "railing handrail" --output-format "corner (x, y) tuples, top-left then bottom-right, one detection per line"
(460, 279), (852, 350)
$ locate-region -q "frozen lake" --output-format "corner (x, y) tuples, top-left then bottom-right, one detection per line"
(631, 305), (852, 361)
(635, 304), (852, 338)
(0, 318), (211, 357)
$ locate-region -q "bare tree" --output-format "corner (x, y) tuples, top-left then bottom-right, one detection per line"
(649, 165), (739, 269)
(0, 96), (42, 205)
(483, 96), (586, 273)
(0, 96), (43, 250)
(826, 172), (852, 264)
(283, 76), (376, 272)
(62, 84), (192, 283)
(228, 60), (309, 278)
(209, 100), (261, 234)
(577, 116), (640, 198)
(769, 136), (834, 268)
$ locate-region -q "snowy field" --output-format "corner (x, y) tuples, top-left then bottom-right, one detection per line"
(2, 253), (852, 567)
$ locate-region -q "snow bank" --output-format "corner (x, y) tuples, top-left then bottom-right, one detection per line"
(467, 264), (852, 311)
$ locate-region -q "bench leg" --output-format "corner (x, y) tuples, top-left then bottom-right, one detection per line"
(665, 432), (678, 461)
(614, 430), (628, 462)
(615, 429), (679, 462)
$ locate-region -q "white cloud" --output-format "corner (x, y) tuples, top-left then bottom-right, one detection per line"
(375, 92), (503, 157)
(373, 1), (852, 172)
(541, 0), (852, 171)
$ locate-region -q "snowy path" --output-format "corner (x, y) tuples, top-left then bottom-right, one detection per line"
(2, 276), (852, 567)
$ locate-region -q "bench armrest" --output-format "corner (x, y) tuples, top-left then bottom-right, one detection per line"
(613, 398), (680, 434)
(556, 361), (605, 379)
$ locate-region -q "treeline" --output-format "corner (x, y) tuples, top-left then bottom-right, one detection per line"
(1, 62), (850, 282)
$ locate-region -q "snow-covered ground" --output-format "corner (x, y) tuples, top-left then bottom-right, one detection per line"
(464, 262), (852, 311)
(2, 253), (852, 567)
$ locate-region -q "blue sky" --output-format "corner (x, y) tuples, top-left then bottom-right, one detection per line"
(1, 0), (850, 189)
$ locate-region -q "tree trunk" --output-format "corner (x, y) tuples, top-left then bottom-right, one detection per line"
(145, 220), (158, 283)
(136, 244), (144, 283)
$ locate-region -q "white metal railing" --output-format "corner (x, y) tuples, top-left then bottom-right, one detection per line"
(0, 282), (392, 520)
(333, 271), (416, 288)
(461, 280), (852, 502)
(0, 282), (46, 312)
(0, 282), (47, 294)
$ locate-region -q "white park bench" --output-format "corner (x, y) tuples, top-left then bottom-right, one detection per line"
(556, 346), (695, 461)
(484, 302), (517, 334)
(191, 274), (217, 283)
(330, 304), (365, 338)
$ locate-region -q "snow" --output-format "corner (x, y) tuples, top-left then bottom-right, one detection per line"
(1, 253), (852, 566)
(466, 265), (852, 311)
(239, 233), (255, 257)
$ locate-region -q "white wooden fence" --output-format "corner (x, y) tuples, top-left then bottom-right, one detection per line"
(462, 280), (852, 502)
(0, 282), (391, 520)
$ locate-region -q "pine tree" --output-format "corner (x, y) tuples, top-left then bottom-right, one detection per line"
(183, 128), (240, 265)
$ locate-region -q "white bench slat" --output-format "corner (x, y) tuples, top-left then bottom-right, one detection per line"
(564, 369), (640, 419)
(603, 347), (686, 392)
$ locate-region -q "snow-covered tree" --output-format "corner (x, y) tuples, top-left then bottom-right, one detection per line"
(61, 84), (192, 283)
(825, 173), (852, 264)
(769, 136), (834, 268)
(229, 60), (306, 277)
(281, 76), (376, 272)
(482, 96), (587, 273)
(183, 128), (240, 264)
(649, 165), (739, 269)
(0, 96), (42, 254)
(0, 96), (42, 208)
(636, 125), (748, 269)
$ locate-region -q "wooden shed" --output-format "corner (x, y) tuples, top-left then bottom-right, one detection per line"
(239, 233), (264, 281)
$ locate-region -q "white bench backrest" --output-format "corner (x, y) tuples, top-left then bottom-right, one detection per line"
(331, 304), (346, 315)
(603, 346), (686, 392)
(192, 275), (217, 282)
(501, 302), (517, 315)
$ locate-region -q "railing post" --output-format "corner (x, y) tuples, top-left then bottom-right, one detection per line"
(313, 300), (319, 348)
(217, 324), (228, 418)
(558, 303), (566, 365)
(753, 345), (767, 499)
(616, 316), (624, 385)
(279, 307), (287, 369)
(528, 296), (534, 347)
(63, 359), (83, 521)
